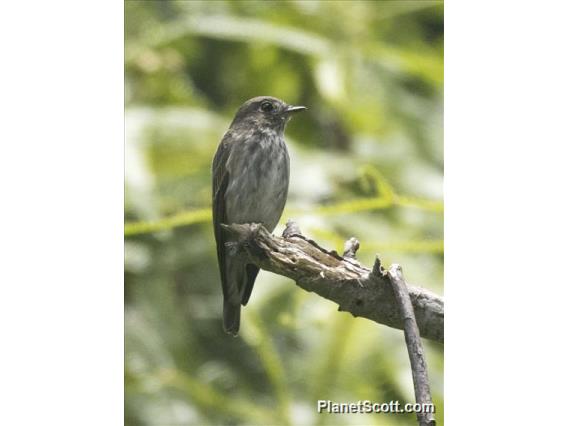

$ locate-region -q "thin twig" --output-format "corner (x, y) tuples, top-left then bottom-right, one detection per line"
(388, 264), (436, 426)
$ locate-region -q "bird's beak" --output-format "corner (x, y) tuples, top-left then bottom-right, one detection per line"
(284, 105), (308, 115)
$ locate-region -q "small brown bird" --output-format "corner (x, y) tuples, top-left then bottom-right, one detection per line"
(211, 96), (306, 335)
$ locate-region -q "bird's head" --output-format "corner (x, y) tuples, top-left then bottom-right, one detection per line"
(229, 96), (307, 133)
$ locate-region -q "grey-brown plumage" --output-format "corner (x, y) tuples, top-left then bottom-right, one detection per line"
(212, 96), (306, 335)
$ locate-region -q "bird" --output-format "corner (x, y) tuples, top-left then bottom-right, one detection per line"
(211, 96), (307, 336)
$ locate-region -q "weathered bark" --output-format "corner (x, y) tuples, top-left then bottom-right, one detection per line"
(222, 221), (444, 343)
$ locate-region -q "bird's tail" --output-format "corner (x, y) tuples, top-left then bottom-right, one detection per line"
(223, 301), (241, 336)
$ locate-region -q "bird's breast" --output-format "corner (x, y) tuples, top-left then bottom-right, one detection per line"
(225, 132), (290, 232)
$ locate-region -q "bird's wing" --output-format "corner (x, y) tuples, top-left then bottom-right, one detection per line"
(212, 135), (232, 299)
(241, 264), (260, 306)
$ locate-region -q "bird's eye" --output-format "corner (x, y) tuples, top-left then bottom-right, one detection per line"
(260, 101), (275, 112)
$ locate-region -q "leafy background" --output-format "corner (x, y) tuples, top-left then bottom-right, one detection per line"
(125, 1), (443, 425)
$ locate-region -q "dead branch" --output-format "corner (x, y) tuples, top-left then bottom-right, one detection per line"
(222, 220), (444, 343)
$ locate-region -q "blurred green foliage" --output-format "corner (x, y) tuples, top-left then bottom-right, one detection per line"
(125, 1), (443, 425)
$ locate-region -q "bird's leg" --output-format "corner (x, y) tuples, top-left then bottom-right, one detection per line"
(222, 222), (264, 259)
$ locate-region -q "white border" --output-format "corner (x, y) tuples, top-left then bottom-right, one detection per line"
(0, 2), (124, 424)
(446, 1), (568, 424)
